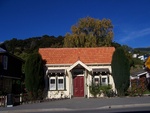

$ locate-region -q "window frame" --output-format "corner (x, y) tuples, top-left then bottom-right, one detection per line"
(93, 76), (100, 85)
(49, 77), (56, 90)
(101, 76), (108, 85)
(3, 55), (8, 70)
(57, 76), (64, 90)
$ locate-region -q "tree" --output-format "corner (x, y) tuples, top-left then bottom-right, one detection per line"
(25, 53), (45, 100)
(111, 47), (130, 96)
(122, 45), (134, 67)
(64, 16), (113, 47)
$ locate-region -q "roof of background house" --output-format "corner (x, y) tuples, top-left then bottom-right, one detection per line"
(0, 47), (24, 63)
(0, 47), (6, 53)
(39, 47), (115, 64)
(130, 68), (147, 77)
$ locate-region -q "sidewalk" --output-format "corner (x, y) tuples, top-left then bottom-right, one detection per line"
(1, 96), (150, 113)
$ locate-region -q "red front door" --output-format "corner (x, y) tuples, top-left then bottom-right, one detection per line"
(73, 76), (84, 97)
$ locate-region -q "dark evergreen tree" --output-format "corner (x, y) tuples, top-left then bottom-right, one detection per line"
(111, 47), (130, 96)
(25, 53), (45, 100)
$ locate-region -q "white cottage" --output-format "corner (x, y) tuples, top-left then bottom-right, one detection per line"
(39, 47), (115, 99)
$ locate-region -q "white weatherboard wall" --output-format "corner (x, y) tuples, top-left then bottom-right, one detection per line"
(47, 73), (70, 99)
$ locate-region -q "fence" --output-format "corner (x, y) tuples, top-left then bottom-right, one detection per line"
(0, 94), (21, 107)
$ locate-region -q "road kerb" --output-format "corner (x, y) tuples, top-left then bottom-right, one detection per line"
(98, 103), (150, 109)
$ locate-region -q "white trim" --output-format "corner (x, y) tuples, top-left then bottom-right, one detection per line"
(67, 60), (92, 72)
(137, 72), (148, 77)
(130, 72), (148, 80)
(0, 47), (6, 52)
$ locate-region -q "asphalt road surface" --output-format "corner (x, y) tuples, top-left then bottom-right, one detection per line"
(27, 106), (150, 113)
(1, 96), (150, 113)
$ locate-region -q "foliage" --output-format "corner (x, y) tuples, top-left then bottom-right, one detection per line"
(121, 45), (135, 67)
(111, 47), (130, 96)
(3, 35), (64, 60)
(64, 16), (113, 47)
(129, 77), (147, 96)
(89, 83), (101, 97)
(100, 85), (112, 96)
(134, 47), (150, 52)
(24, 53), (45, 100)
(132, 58), (143, 65)
(111, 42), (121, 48)
(89, 83), (113, 98)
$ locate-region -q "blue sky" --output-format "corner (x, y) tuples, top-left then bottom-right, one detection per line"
(0, 0), (150, 48)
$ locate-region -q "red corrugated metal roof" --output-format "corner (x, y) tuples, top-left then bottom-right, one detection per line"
(39, 47), (115, 64)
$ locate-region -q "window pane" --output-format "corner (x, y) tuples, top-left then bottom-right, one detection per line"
(58, 78), (64, 90)
(101, 77), (107, 85)
(51, 79), (55, 84)
(93, 76), (100, 85)
(95, 78), (99, 82)
(58, 79), (63, 84)
(102, 78), (106, 82)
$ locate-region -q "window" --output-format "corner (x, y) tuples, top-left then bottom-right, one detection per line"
(58, 77), (64, 90)
(93, 76), (100, 85)
(49, 75), (66, 91)
(49, 77), (56, 90)
(3, 55), (8, 70)
(101, 77), (107, 85)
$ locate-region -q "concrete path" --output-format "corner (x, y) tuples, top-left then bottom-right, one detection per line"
(1, 96), (150, 113)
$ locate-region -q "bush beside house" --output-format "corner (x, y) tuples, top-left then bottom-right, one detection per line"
(89, 84), (113, 98)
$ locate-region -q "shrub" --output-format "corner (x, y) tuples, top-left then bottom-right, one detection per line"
(89, 83), (101, 97)
(100, 85), (112, 97)
(129, 77), (147, 96)
(89, 84), (114, 98)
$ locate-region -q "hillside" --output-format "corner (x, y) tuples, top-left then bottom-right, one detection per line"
(134, 47), (150, 52)
(1, 35), (64, 61)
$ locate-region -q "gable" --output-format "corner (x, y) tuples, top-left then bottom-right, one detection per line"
(39, 47), (115, 65)
(67, 60), (92, 72)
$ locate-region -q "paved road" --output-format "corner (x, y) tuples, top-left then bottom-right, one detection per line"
(1, 96), (150, 113)
(27, 106), (150, 113)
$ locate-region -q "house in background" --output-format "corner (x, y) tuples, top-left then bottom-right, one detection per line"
(130, 68), (150, 94)
(132, 53), (149, 62)
(130, 69), (149, 80)
(0, 46), (24, 96)
(39, 47), (115, 99)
